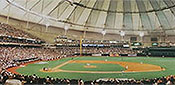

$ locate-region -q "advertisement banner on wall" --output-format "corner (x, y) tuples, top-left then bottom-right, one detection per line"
(128, 54), (137, 56)
(92, 54), (102, 56)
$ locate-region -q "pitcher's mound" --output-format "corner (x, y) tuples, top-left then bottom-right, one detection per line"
(84, 65), (96, 68)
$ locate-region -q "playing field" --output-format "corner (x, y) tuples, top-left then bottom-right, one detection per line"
(10, 56), (175, 81)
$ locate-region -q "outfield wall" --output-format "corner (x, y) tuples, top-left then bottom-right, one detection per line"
(146, 47), (175, 57)
(73, 53), (136, 57)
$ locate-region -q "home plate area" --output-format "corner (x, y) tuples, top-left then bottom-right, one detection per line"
(84, 63), (97, 68)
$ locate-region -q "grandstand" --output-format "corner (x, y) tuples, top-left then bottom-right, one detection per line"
(1, 0), (175, 84)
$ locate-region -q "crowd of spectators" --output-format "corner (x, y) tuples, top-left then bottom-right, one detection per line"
(54, 35), (126, 46)
(84, 75), (175, 85)
(0, 46), (80, 70)
(0, 70), (84, 84)
(0, 45), (173, 84)
(1, 69), (175, 84)
(0, 46), (138, 70)
(83, 47), (137, 54)
(0, 46), (81, 84)
(0, 22), (44, 44)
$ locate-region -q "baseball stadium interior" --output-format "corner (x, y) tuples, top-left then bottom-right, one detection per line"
(1, 0), (175, 84)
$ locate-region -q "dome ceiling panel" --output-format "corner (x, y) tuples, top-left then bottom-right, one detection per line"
(47, 1), (69, 18)
(30, 0), (42, 13)
(67, 0), (90, 23)
(0, 0), (9, 15)
(100, 0), (110, 10)
(136, 0), (153, 30)
(48, 6), (60, 18)
(164, 0), (175, 16)
(131, 0), (138, 12)
(85, 0), (104, 27)
(94, 0), (110, 28)
(2, 0), (175, 34)
(156, 11), (170, 29)
(123, 0), (133, 30)
(76, 0), (97, 25)
(149, 0), (171, 29)
(123, 13), (133, 30)
(58, 4), (75, 21)
(143, 1), (152, 11)
(159, 0), (168, 9)
(14, 0), (26, 7)
(132, 14), (140, 30)
(116, 0), (123, 12)
(148, 12), (158, 30)
(9, 5), (26, 20)
(95, 11), (107, 29)
(171, 0), (175, 4)
(105, 0), (118, 29)
(42, 0), (63, 15)
(76, 8), (91, 26)
(164, 9), (175, 28)
(42, 0), (53, 9)
(79, 0), (97, 26)
(114, 13), (123, 30)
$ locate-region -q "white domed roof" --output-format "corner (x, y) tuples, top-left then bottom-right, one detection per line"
(1, 0), (175, 35)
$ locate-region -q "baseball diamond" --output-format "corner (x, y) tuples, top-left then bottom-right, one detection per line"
(7, 56), (175, 81)
(41, 60), (164, 73)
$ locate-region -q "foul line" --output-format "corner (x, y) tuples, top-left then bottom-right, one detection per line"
(51, 60), (73, 71)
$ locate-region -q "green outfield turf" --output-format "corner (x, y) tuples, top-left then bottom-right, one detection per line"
(16, 56), (175, 81)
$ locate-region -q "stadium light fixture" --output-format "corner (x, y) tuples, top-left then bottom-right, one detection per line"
(64, 24), (70, 35)
(139, 32), (144, 37)
(64, 25), (69, 31)
(101, 30), (106, 36)
(43, 16), (50, 27)
(45, 22), (50, 32)
(120, 31), (125, 37)
(139, 32), (144, 42)
(46, 23), (50, 27)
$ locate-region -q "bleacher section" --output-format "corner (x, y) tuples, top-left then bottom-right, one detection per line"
(0, 22), (45, 44)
